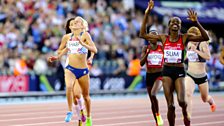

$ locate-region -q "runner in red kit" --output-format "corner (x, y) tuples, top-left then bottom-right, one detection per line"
(139, 0), (209, 126)
(140, 30), (164, 126)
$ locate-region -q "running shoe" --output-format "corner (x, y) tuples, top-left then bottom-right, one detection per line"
(80, 110), (86, 122)
(65, 111), (73, 122)
(210, 104), (216, 112)
(156, 114), (164, 126)
(86, 117), (92, 126)
(78, 120), (82, 126)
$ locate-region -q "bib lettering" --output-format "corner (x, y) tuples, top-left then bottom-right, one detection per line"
(164, 50), (182, 63)
(147, 53), (163, 65)
(187, 51), (199, 62)
(67, 40), (88, 54)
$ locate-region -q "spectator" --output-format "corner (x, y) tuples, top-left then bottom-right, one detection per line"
(127, 53), (141, 76)
(0, 0), (222, 89)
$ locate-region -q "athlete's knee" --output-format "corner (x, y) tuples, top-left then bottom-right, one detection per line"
(66, 85), (73, 91)
(73, 98), (78, 105)
(178, 100), (187, 108)
(151, 91), (157, 96)
(168, 104), (175, 111)
(81, 88), (90, 98)
(151, 95), (157, 102)
(82, 90), (90, 99)
(74, 94), (81, 99)
(201, 95), (208, 103)
(83, 95), (90, 102)
(186, 89), (193, 98)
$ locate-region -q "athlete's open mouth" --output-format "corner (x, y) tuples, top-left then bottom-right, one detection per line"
(172, 24), (178, 28)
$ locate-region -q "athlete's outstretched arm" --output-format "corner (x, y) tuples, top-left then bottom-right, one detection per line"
(58, 47), (69, 59)
(139, 0), (161, 42)
(48, 47), (69, 63)
(140, 46), (149, 66)
(78, 32), (97, 54)
(48, 35), (69, 62)
(186, 9), (209, 43)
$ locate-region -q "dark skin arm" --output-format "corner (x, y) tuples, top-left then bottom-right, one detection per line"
(183, 9), (209, 44)
(140, 46), (149, 66)
(139, 0), (165, 43)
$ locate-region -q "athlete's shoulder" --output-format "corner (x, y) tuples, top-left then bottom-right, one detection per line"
(200, 41), (209, 48)
(201, 41), (209, 45)
(142, 45), (148, 52)
(82, 31), (93, 42)
(160, 34), (168, 39)
(82, 31), (91, 36)
(63, 33), (71, 39)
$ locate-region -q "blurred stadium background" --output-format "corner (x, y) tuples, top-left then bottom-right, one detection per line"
(0, 0), (224, 96)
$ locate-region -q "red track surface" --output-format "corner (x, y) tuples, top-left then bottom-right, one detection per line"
(0, 93), (223, 126)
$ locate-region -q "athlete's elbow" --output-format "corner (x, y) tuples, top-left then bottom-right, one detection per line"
(140, 63), (144, 67)
(204, 37), (209, 41)
(93, 48), (98, 54)
(64, 48), (69, 53)
(57, 49), (62, 55)
(139, 32), (145, 38)
(139, 33), (143, 38)
(203, 35), (209, 41)
(140, 61), (144, 66)
(205, 55), (211, 60)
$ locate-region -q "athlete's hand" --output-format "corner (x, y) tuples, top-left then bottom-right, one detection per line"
(48, 56), (58, 63)
(87, 57), (93, 65)
(146, 49), (150, 54)
(145, 0), (154, 14)
(187, 9), (198, 22)
(77, 36), (86, 46)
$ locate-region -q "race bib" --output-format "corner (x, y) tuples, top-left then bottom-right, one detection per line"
(164, 50), (182, 63)
(67, 41), (87, 54)
(187, 51), (199, 62)
(147, 53), (163, 65)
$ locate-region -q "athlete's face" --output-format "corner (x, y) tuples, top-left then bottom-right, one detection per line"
(69, 18), (84, 31)
(169, 17), (181, 32)
(149, 31), (158, 43)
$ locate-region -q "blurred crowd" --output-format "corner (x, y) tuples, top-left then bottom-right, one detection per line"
(0, 0), (223, 86)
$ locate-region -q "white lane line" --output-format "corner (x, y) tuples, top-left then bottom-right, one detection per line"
(94, 114), (224, 126)
(1, 106), (223, 121)
(10, 113), (224, 126)
(0, 103), (220, 117)
(0, 107), (224, 119)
